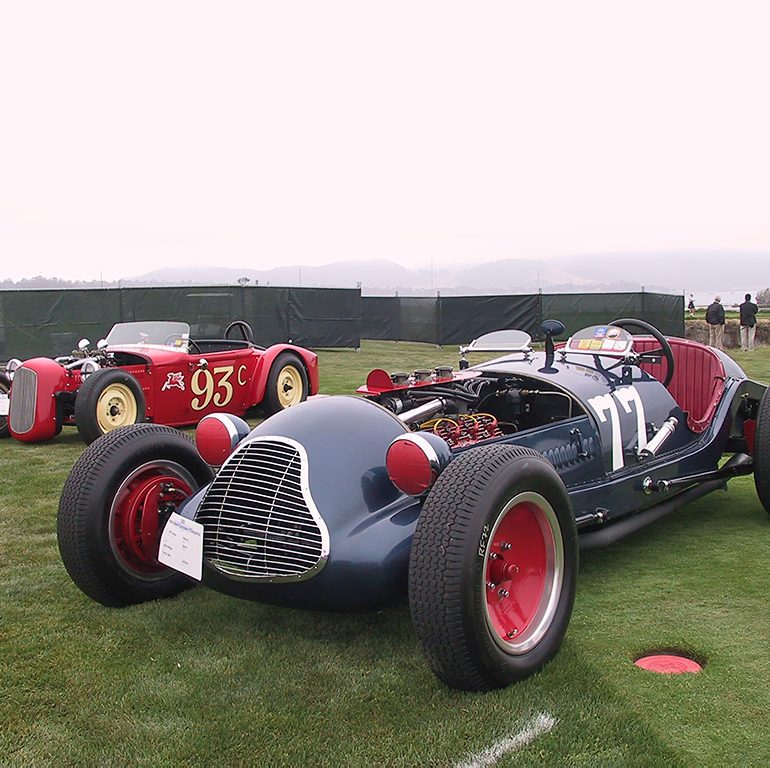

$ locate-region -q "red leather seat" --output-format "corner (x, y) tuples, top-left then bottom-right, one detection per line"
(634, 337), (726, 433)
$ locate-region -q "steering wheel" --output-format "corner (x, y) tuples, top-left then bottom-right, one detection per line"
(225, 320), (254, 344)
(609, 318), (675, 388)
(163, 335), (201, 354)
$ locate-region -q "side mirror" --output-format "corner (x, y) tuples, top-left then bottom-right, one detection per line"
(540, 319), (566, 361)
(97, 339), (108, 350)
(540, 319), (566, 339)
(77, 338), (90, 352)
(197, 358), (209, 370)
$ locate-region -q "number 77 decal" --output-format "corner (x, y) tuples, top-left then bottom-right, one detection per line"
(587, 385), (648, 470)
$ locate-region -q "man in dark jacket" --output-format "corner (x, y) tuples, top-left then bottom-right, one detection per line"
(705, 295), (725, 350)
(739, 293), (759, 351)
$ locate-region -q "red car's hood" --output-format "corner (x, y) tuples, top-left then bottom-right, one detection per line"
(106, 345), (188, 364)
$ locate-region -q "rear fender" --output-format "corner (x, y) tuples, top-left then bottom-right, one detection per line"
(248, 344), (319, 405)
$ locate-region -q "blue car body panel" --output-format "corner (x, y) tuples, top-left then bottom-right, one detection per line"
(178, 338), (766, 611)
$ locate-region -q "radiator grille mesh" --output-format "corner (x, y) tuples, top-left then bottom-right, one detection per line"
(8, 367), (37, 435)
(196, 438), (327, 581)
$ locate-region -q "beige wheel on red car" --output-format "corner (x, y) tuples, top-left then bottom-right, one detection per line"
(263, 353), (308, 416)
(75, 369), (146, 445)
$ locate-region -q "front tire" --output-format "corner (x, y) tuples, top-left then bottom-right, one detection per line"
(409, 445), (578, 691)
(753, 388), (770, 515)
(75, 369), (146, 445)
(0, 373), (10, 439)
(263, 353), (308, 416)
(57, 424), (213, 606)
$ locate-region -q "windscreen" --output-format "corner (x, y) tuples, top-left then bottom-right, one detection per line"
(467, 329), (532, 351)
(105, 321), (191, 349)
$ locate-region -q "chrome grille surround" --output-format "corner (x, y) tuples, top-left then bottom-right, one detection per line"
(196, 436), (330, 583)
(8, 367), (38, 435)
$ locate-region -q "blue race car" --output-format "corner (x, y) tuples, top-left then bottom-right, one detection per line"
(57, 318), (770, 691)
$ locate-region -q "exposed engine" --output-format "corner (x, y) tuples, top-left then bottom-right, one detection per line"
(55, 348), (149, 371)
(370, 370), (577, 449)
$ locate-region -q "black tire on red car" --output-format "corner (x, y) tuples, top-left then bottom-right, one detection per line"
(75, 368), (146, 445)
(0, 372), (10, 439)
(263, 352), (309, 416)
(408, 445), (578, 691)
(57, 424), (214, 607)
(753, 388), (770, 516)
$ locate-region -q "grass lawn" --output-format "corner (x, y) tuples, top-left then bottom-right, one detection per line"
(1, 342), (769, 767)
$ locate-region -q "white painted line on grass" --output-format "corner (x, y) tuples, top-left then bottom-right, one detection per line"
(455, 711), (558, 768)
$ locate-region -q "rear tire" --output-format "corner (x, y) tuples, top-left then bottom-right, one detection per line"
(57, 424), (213, 606)
(263, 353), (308, 416)
(409, 445), (578, 691)
(0, 373), (10, 439)
(754, 388), (770, 515)
(75, 369), (146, 445)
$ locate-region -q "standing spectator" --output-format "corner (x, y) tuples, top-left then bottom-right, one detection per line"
(739, 293), (759, 351)
(705, 295), (725, 350)
(687, 294), (696, 317)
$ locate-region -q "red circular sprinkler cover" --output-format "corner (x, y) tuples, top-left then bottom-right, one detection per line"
(634, 654), (703, 674)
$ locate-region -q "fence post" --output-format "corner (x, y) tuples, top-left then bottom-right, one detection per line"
(537, 289), (543, 339)
(395, 291), (400, 343)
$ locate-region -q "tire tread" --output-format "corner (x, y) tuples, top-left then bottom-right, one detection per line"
(409, 444), (565, 691)
(58, 424), (209, 606)
(754, 388), (770, 515)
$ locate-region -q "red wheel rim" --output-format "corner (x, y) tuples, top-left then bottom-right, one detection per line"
(109, 461), (196, 579)
(482, 491), (564, 655)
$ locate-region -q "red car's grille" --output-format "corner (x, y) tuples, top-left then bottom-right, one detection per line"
(9, 367), (37, 435)
(196, 437), (329, 582)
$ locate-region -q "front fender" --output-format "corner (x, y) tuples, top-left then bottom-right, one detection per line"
(8, 358), (72, 442)
(183, 395), (418, 610)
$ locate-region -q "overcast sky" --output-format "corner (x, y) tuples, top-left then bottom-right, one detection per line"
(1, 1), (768, 282)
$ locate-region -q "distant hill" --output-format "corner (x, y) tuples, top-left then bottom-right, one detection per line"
(126, 251), (770, 296)
(3, 251), (769, 297)
(121, 258), (664, 295)
(124, 258), (596, 295)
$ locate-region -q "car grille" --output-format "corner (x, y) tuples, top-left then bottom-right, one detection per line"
(196, 437), (329, 582)
(8, 367), (37, 435)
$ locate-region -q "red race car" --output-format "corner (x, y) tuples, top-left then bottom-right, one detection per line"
(4, 320), (318, 444)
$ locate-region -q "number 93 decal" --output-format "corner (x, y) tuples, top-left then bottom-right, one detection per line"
(191, 365), (248, 411)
